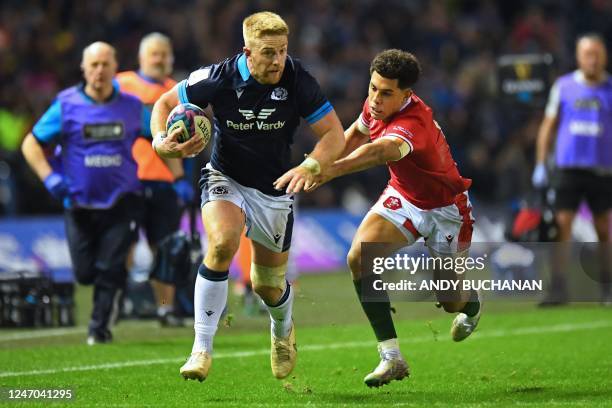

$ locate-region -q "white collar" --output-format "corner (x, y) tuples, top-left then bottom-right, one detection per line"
(399, 96), (412, 112)
(573, 69), (609, 85)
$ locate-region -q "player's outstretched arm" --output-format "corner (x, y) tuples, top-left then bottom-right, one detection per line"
(273, 110), (345, 194)
(307, 110), (346, 169)
(311, 137), (406, 190)
(151, 85), (205, 158)
(339, 120), (370, 159)
(302, 120), (370, 191)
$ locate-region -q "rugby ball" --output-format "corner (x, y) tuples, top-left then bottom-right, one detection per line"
(166, 103), (212, 145)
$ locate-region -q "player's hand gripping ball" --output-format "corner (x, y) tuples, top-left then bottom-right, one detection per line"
(166, 103), (212, 146)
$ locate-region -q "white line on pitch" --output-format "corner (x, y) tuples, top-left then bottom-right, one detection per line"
(0, 320), (611, 378)
(0, 327), (86, 341)
(0, 321), (160, 342)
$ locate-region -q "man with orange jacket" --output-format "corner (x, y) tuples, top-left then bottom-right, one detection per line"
(117, 32), (194, 326)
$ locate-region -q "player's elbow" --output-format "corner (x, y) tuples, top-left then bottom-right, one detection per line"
(363, 144), (388, 166)
(155, 91), (174, 113)
(157, 87), (180, 112)
(21, 133), (38, 158)
(323, 114), (347, 158)
(373, 140), (402, 163)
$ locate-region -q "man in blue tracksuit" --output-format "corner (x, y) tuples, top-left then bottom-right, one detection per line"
(22, 42), (150, 344)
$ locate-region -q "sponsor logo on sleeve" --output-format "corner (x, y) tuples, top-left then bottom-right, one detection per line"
(392, 126), (414, 138)
(211, 186), (229, 196)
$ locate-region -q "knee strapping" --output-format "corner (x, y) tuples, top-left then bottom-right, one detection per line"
(250, 263), (287, 290)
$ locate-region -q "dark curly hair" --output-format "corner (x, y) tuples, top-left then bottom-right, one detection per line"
(370, 49), (422, 89)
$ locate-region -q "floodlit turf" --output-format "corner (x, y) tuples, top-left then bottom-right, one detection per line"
(1, 272), (611, 407)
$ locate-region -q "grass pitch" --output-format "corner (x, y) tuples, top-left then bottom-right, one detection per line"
(1, 271), (611, 407)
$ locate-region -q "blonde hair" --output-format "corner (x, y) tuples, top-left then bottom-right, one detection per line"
(242, 11), (289, 46)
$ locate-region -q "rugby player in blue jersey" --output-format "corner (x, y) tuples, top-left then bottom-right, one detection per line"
(152, 12), (345, 381)
(22, 42), (148, 345)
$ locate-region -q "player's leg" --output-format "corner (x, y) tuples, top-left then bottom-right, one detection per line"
(250, 241), (289, 303)
(250, 241), (296, 379)
(425, 192), (480, 341)
(181, 165), (246, 381)
(181, 200), (244, 381)
(429, 250), (477, 310)
(432, 248), (482, 342)
(227, 177), (296, 378)
(348, 212), (413, 387)
(244, 191), (296, 379)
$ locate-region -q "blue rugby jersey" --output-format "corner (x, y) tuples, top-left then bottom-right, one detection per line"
(177, 53), (333, 196)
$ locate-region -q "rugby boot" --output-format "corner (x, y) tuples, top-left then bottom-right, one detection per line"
(364, 345), (410, 387)
(451, 290), (482, 342)
(271, 321), (297, 379)
(180, 351), (212, 382)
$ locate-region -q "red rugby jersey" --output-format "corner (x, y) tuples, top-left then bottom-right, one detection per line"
(358, 94), (471, 209)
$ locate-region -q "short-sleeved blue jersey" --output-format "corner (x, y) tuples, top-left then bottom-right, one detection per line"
(178, 53), (333, 195)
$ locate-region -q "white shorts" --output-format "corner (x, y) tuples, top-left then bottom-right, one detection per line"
(200, 163), (294, 253)
(369, 185), (474, 254)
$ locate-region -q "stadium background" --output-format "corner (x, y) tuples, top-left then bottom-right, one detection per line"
(2, 0), (612, 214)
(2, 0), (610, 280)
(1, 1), (612, 406)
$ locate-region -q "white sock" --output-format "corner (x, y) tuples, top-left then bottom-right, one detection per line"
(192, 272), (228, 354)
(379, 338), (400, 358)
(266, 282), (294, 338)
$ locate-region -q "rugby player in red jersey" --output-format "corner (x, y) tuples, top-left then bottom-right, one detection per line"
(305, 49), (480, 387)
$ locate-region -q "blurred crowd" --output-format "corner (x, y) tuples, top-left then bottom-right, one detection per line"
(1, 0), (611, 215)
